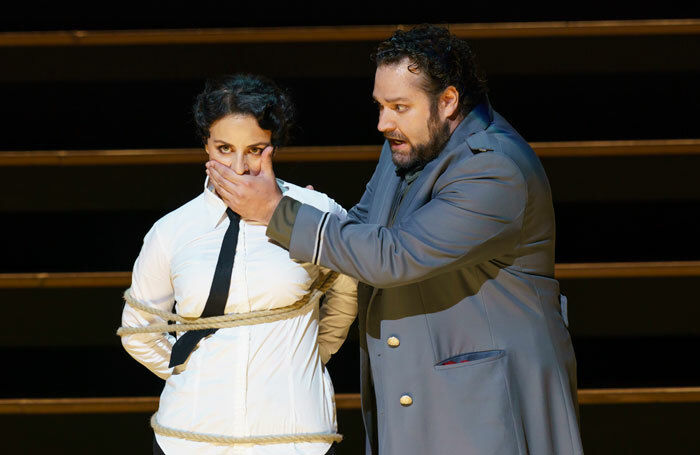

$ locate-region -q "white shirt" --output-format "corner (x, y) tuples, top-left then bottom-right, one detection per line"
(121, 178), (358, 455)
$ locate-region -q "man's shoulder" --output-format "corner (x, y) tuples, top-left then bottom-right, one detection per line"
(450, 118), (537, 180)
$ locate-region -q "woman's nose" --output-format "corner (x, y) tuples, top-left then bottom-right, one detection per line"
(231, 153), (249, 175)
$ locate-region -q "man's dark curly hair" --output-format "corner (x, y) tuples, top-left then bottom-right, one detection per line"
(373, 25), (488, 117)
(193, 74), (295, 147)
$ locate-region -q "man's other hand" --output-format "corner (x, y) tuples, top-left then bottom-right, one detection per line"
(206, 146), (283, 225)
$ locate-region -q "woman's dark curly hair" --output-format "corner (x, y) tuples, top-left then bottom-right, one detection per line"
(193, 74), (295, 147)
(373, 25), (488, 117)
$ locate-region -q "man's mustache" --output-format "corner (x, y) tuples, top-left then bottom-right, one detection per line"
(384, 133), (409, 142)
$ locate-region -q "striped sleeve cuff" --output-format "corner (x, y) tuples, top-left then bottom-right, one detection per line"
(289, 202), (328, 265)
(266, 196), (302, 250)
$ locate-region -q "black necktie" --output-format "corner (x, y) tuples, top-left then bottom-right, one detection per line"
(169, 208), (240, 368)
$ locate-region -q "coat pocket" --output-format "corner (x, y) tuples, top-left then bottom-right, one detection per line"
(434, 349), (505, 370)
(428, 349), (525, 454)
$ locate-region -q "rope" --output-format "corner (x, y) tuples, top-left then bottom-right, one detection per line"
(121, 270), (342, 446)
(151, 412), (343, 445)
(117, 270), (338, 336)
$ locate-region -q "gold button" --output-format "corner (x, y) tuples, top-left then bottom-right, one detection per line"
(387, 336), (400, 348)
(400, 395), (413, 407)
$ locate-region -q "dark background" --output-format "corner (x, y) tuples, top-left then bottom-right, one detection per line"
(1, 4), (699, 454)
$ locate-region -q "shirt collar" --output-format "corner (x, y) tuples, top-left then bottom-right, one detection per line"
(202, 176), (291, 228)
(203, 176), (229, 228)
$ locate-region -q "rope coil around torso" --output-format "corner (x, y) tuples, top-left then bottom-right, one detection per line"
(118, 269), (342, 446)
(151, 413), (343, 445)
(117, 270), (339, 335)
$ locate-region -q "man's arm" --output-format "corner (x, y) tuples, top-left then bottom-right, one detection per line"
(266, 144), (390, 249)
(269, 152), (527, 288)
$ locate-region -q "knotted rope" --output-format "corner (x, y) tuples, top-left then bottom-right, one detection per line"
(118, 270), (342, 446)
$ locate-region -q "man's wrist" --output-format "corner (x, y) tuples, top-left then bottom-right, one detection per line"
(263, 192), (284, 225)
(266, 196), (302, 250)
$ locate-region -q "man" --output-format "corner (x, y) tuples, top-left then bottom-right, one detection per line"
(207, 25), (583, 455)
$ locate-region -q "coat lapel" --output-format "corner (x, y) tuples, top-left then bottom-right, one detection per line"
(368, 143), (402, 225)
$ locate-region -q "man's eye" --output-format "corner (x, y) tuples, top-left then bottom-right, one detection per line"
(395, 105), (407, 112)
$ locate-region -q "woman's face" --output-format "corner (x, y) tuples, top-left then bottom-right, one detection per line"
(205, 114), (273, 176)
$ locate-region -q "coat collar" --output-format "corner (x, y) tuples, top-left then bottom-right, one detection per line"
(389, 99), (494, 224)
(445, 99), (494, 148)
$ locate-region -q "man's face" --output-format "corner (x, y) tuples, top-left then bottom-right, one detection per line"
(373, 59), (451, 171)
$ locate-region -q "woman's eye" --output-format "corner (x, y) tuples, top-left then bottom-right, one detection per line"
(249, 148), (263, 155)
(219, 146), (231, 153)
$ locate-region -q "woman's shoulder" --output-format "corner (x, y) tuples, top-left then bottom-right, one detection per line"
(277, 179), (346, 217)
(146, 193), (208, 242)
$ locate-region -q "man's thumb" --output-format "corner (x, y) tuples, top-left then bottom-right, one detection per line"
(261, 146), (275, 175)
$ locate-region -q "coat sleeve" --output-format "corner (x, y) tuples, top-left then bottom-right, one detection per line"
(120, 224), (176, 379)
(288, 151), (528, 288)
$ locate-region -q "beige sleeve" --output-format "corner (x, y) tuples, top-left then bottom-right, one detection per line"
(317, 272), (358, 364)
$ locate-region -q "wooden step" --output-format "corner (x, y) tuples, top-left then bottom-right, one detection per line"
(2, 387), (699, 414)
(2, 20), (699, 48)
(1, 140), (698, 166)
(1, 262), (698, 289)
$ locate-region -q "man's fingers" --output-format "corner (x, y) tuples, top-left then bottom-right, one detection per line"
(260, 146), (275, 176)
(207, 160), (245, 184)
(207, 167), (234, 198)
(208, 170), (238, 206)
(305, 185), (314, 190)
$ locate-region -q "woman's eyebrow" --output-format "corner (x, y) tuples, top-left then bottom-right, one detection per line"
(247, 142), (271, 148)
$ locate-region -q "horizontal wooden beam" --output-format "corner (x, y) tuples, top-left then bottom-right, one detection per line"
(2, 387), (699, 414)
(577, 387), (700, 405)
(1, 20), (699, 48)
(531, 139), (700, 158)
(0, 146), (381, 166)
(0, 397), (159, 414)
(1, 262), (699, 289)
(554, 261), (700, 279)
(0, 140), (698, 166)
(0, 272), (132, 288)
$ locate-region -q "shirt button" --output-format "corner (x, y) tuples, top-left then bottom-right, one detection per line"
(387, 336), (400, 348)
(400, 395), (413, 407)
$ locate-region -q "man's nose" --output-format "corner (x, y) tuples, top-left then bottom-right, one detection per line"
(377, 110), (395, 133)
(230, 153), (248, 175)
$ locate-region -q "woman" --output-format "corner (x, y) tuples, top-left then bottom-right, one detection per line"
(120, 74), (357, 455)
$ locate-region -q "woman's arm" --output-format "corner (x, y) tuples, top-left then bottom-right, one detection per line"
(121, 224), (176, 380)
(317, 272), (358, 364)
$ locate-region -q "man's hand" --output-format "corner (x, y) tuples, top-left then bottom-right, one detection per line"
(206, 146), (283, 225)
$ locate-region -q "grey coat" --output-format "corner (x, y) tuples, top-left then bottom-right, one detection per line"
(285, 101), (584, 455)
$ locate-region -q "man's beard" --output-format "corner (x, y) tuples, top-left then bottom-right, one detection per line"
(390, 110), (452, 175)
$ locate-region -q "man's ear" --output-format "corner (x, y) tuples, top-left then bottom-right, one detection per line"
(440, 86), (460, 119)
